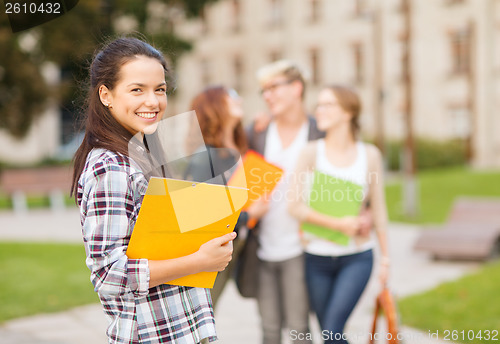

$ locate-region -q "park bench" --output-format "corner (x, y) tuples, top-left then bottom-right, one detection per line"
(413, 197), (500, 260)
(0, 165), (73, 213)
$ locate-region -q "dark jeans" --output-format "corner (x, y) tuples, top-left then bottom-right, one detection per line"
(305, 250), (373, 344)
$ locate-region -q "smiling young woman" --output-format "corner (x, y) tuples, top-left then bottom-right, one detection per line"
(98, 55), (167, 135)
(71, 37), (235, 344)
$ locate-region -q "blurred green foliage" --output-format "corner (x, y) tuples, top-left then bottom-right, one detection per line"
(0, 0), (218, 138)
(385, 138), (468, 171)
(0, 23), (49, 138)
(386, 167), (500, 224)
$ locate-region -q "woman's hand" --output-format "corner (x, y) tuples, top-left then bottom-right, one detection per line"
(197, 232), (236, 272)
(357, 208), (373, 237)
(336, 216), (361, 236)
(247, 196), (270, 221)
(379, 258), (390, 286)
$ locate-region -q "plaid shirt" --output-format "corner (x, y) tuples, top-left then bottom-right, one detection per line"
(77, 148), (217, 344)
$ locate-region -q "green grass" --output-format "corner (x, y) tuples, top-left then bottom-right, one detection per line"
(0, 193), (77, 209)
(385, 167), (500, 224)
(1, 167), (499, 223)
(398, 260), (500, 343)
(0, 242), (99, 323)
(390, 167), (500, 342)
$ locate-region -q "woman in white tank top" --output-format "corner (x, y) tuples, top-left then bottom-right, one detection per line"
(288, 85), (390, 344)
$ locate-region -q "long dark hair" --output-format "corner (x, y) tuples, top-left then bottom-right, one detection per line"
(70, 37), (169, 199)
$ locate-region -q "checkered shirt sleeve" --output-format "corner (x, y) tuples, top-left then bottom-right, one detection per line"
(77, 149), (217, 344)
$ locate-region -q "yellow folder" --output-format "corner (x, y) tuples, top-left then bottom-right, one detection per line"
(229, 150), (283, 209)
(126, 177), (248, 288)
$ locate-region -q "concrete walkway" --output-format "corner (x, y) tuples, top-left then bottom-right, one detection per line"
(0, 209), (479, 344)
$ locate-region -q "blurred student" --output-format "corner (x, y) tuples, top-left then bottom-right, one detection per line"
(71, 37), (235, 344)
(245, 60), (324, 344)
(288, 85), (390, 344)
(185, 86), (269, 307)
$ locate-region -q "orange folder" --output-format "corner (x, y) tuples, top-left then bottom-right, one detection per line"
(229, 150), (284, 209)
(126, 177), (248, 288)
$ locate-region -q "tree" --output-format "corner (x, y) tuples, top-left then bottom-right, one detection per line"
(0, 0), (219, 139)
(0, 17), (50, 138)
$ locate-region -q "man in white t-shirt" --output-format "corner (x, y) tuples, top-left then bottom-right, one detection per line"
(246, 60), (324, 344)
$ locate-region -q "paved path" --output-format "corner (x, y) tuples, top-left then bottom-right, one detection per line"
(0, 209), (479, 344)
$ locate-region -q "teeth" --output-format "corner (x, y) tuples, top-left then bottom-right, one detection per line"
(136, 112), (156, 119)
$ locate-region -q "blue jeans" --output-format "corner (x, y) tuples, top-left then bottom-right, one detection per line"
(305, 250), (373, 344)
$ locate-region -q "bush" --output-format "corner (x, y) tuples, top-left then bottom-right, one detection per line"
(385, 138), (467, 171)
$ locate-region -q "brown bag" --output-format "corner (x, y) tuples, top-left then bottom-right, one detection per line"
(369, 287), (400, 344)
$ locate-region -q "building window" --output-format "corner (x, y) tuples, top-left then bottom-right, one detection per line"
(309, 48), (321, 85)
(200, 58), (211, 87)
(450, 28), (471, 75)
(200, 7), (209, 34)
(395, 32), (408, 82)
(395, 0), (411, 14)
(353, 0), (367, 17)
(233, 55), (243, 92)
(352, 42), (364, 85)
(269, 50), (282, 62)
(445, 0), (465, 5)
(230, 0), (241, 33)
(495, 26), (500, 73)
(308, 0), (321, 23)
(448, 106), (470, 139)
(269, 0), (283, 28)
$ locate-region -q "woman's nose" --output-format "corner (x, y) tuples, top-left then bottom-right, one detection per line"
(145, 91), (160, 107)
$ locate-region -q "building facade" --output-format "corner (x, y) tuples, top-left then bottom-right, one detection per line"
(170, 0), (500, 168)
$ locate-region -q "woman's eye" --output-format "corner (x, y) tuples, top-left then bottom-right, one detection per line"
(156, 88), (166, 93)
(132, 88), (142, 92)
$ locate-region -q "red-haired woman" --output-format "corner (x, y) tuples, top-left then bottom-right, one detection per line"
(186, 86), (269, 306)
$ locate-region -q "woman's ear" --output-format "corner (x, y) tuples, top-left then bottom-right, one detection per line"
(343, 110), (353, 123)
(99, 85), (113, 108)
